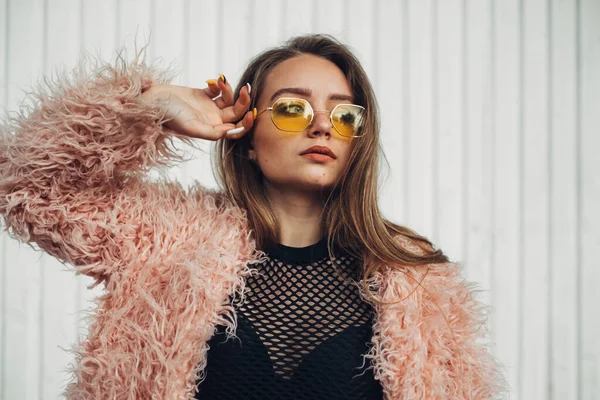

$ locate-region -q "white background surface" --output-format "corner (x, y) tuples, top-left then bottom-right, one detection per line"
(0, 0), (599, 399)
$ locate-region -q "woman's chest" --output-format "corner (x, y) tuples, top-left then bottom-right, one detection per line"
(195, 255), (384, 399)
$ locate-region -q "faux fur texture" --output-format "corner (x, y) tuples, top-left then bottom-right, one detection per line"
(0, 52), (509, 399)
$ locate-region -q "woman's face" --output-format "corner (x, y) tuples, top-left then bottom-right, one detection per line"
(249, 54), (355, 193)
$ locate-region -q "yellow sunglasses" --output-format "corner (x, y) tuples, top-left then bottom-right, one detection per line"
(254, 97), (366, 138)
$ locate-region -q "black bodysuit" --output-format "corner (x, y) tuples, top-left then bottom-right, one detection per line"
(195, 238), (384, 399)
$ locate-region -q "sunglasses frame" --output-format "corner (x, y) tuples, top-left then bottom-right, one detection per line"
(254, 97), (366, 138)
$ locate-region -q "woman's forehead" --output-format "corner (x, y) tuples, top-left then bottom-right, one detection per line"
(267, 55), (348, 85)
(259, 55), (352, 103)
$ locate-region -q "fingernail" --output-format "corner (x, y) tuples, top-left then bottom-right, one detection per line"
(246, 83), (252, 94)
(219, 73), (227, 84)
(206, 79), (217, 85)
(226, 127), (244, 135)
(253, 108), (257, 119)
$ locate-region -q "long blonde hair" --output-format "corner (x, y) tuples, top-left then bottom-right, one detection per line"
(214, 34), (448, 304)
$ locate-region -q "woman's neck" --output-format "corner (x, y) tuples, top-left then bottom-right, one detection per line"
(265, 182), (326, 247)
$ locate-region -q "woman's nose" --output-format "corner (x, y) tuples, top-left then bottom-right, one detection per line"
(307, 111), (332, 137)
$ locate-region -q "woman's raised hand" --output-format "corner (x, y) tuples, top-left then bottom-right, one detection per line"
(140, 74), (254, 140)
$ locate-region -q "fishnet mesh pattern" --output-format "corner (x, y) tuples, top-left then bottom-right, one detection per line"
(239, 254), (372, 378)
(195, 241), (383, 399)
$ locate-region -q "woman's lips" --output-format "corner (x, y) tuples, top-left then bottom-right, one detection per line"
(301, 153), (335, 162)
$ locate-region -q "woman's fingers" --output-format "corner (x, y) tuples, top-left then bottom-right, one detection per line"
(220, 83), (252, 123)
(222, 110), (255, 139)
(204, 75), (241, 111)
(218, 74), (235, 106)
(200, 75), (232, 101)
(214, 97), (227, 109)
(201, 79), (221, 97)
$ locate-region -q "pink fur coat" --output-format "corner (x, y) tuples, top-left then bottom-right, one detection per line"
(0, 57), (508, 399)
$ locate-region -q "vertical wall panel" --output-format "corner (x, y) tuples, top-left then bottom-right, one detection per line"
(376, 0), (407, 228)
(521, 0), (551, 398)
(434, 0), (464, 262)
(313, 0), (344, 37)
(117, 0), (152, 55)
(492, 0), (522, 394)
(250, 0), (286, 72)
(221, 0), (252, 94)
(345, 0), (376, 85)
(80, 0), (117, 60)
(152, 0), (186, 87)
(406, 0), (435, 238)
(250, 0), (283, 56)
(550, 0), (580, 398)
(0, 0), (5, 105)
(1, 1), (599, 398)
(281, 0), (313, 38)
(3, 2), (45, 399)
(186, 0), (219, 89)
(463, 0), (494, 309)
(580, 1), (600, 398)
(0, 0), (7, 394)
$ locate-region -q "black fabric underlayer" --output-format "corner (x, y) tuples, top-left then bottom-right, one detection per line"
(195, 237), (384, 399)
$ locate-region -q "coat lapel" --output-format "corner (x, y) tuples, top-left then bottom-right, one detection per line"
(367, 266), (430, 399)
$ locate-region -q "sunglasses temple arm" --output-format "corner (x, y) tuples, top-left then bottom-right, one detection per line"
(254, 107), (271, 118)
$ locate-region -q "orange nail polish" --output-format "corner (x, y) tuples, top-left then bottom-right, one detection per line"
(219, 73), (227, 84)
(253, 108), (257, 119)
(206, 79), (217, 85)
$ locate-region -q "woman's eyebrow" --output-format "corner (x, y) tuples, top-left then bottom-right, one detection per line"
(269, 87), (354, 102)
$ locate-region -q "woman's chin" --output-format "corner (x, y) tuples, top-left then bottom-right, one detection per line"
(298, 176), (338, 193)
(264, 175), (337, 194)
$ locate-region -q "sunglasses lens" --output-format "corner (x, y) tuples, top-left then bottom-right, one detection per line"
(332, 105), (365, 137)
(272, 98), (312, 131)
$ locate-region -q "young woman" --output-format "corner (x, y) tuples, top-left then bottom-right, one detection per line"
(0, 34), (507, 399)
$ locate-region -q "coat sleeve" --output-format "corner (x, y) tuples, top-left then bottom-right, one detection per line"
(0, 51), (195, 283)
(419, 262), (510, 399)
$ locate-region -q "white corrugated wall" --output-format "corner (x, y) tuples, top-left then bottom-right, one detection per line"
(0, 0), (598, 399)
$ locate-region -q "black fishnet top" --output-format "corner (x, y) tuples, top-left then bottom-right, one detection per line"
(195, 237), (384, 399)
